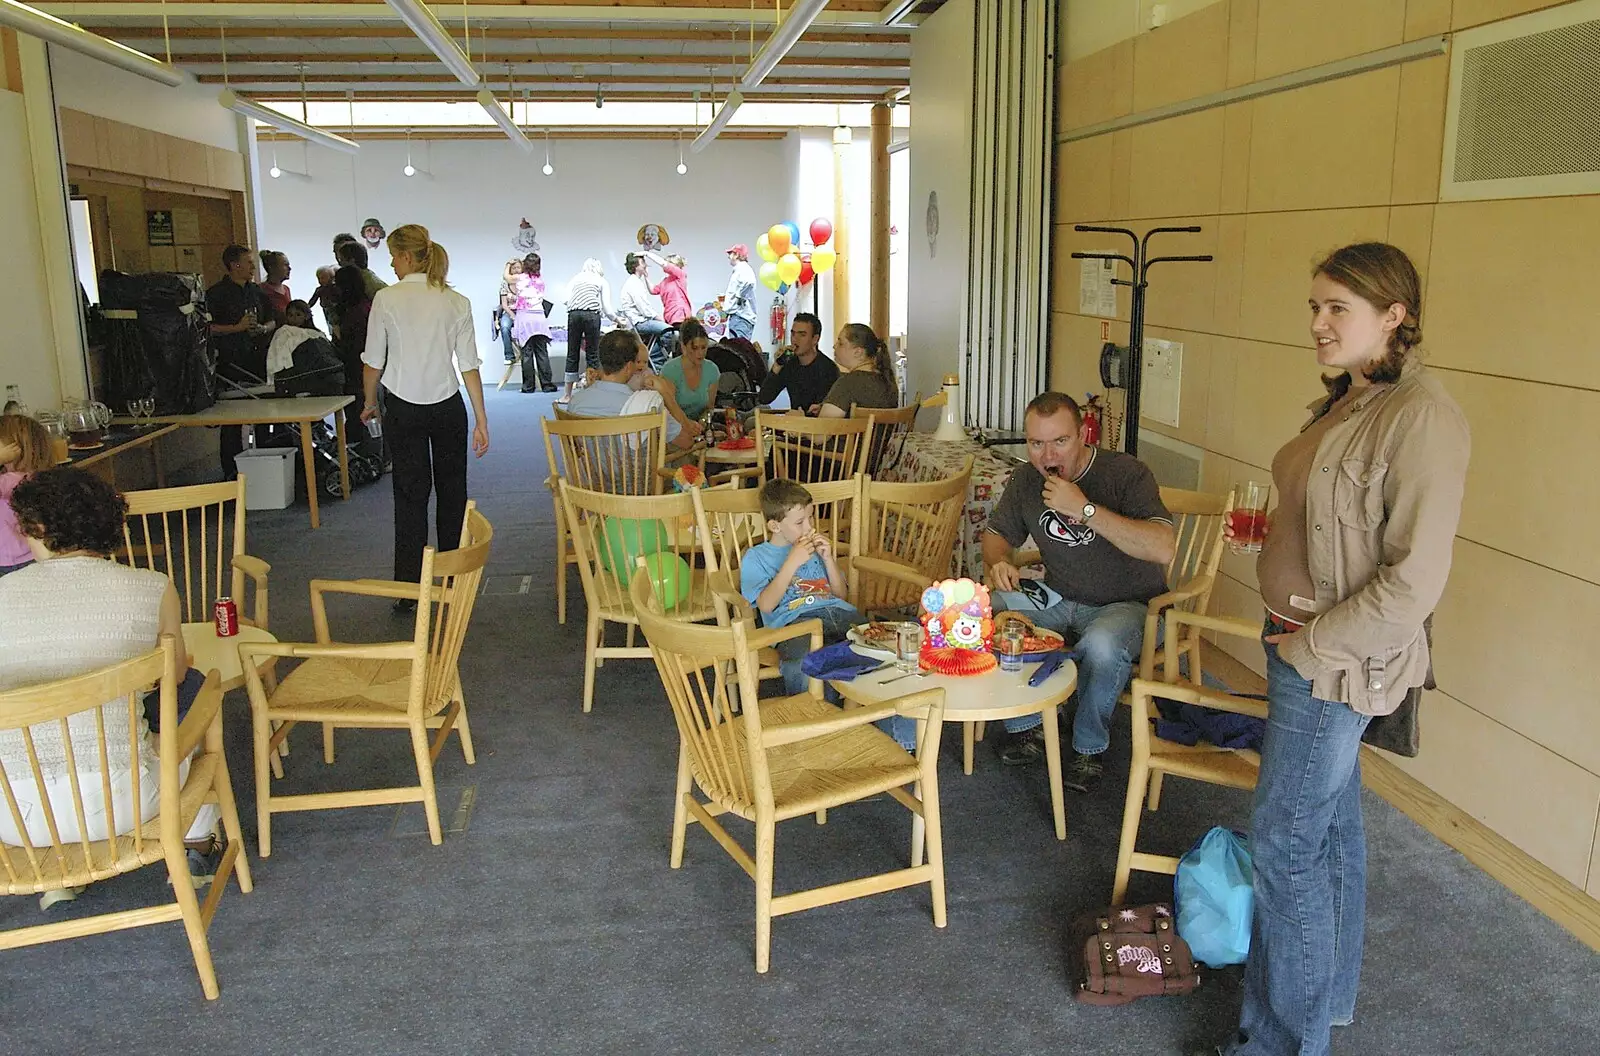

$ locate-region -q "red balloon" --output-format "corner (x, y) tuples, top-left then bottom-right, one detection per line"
(798, 260), (815, 285)
(809, 217), (833, 246)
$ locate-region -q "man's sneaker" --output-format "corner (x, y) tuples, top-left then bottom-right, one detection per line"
(999, 726), (1047, 766)
(171, 835), (223, 889)
(1062, 750), (1104, 793)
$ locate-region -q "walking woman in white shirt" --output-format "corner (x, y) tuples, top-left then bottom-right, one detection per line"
(361, 224), (489, 611)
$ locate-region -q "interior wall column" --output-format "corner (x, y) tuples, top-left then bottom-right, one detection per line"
(869, 102), (890, 339)
(832, 127), (851, 326)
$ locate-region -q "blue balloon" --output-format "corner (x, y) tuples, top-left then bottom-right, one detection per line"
(777, 282), (790, 294)
(783, 221), (801, 248)
(921, 587), (945, 613)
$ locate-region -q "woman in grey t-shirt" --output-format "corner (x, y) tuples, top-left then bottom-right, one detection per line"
(818, 323), (897, 418)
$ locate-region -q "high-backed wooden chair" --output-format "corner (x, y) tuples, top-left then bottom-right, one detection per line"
(1111, 611), (1267, 905)
(239, 505), (492, 856)
(630, 568), (948, 972)
(0, 637), (252, 1000)
(756, 411), (872, 485)
(853, 461), (973, 618)
(120, 479), (271, 630)
(542, 409), (670, 625)
(559, 482), (717, 713)
(853, 395), (920, 477)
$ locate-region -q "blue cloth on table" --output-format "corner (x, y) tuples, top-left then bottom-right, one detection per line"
(1027, 649), (1077, 686)
(1154, 697), (1266, 751)
(800, 642), (887, 681)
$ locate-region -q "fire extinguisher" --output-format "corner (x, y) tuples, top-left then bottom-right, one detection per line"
(770, 300), (788, 347)
(1082, 393), (1103, 447)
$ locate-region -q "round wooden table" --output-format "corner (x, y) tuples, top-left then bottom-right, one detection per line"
(182, 622), (278, 692)
(831, 655), (1078, 841)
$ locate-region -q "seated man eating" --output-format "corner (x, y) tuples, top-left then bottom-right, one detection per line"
(982, 391), (1175, 791)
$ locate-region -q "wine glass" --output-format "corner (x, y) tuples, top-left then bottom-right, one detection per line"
(139, 396), (156, 420)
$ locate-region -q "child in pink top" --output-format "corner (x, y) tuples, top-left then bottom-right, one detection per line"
(648, 253), (693, 324)
(0, 414), (54, 575)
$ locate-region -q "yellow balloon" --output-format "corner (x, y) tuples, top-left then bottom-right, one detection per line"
(756, 232), (778, 263)
(940, 579), (957, 599)
(776, 252), (802, 285)
(767, 224), (792, 255)
(811, 246), (837, 273)
(951, 579), (974, 604)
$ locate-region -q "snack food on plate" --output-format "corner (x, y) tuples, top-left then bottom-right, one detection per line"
(919, 578), (997, 676)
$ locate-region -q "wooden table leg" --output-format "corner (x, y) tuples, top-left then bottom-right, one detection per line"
(300, 423), (320, 528)
(335, 412), (351, 500)
(151, 435), (167, 487)
(1040, 705), (1068, 841)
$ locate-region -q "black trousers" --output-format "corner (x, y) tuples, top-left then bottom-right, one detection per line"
(519, 334), (554, 390)
(385, 389), (468, 583)
(565, 308), (602, 382)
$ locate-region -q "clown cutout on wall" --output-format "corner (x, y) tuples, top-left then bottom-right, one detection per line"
(919, 578), (997, 676)
(636, 223), (670, 252)
(360, 218), (386, 249)
(512, 218), (540, 254)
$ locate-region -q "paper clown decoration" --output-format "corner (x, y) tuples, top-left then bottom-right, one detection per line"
(919, 578), (997, 676)
(360, 218), (386, 249)
(512, 218), (540, 254)
(636, 223), (670, 251)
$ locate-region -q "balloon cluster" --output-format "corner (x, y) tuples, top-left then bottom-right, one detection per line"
(757, 217), (837, 292)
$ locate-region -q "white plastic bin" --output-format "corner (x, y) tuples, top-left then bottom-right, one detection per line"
(234, 447), (296, 510)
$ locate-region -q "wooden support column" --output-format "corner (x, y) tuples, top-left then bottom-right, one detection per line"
(832, 126), (851, 327)
(869, 102), (891, 340)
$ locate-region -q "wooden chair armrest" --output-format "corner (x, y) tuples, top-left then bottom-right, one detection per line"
(709, 466), (761, 486)
(238, 641), (419, 663)
(233, 553), (271, 629)
(172, 669), (225, 759)
(1146, 574), (1215, 616)
(310, 577), (442, 603)
(848, 554), (931, 591)
(762, 700), (903, 747)
(742, 618), (824, 654)
(1130, 678), (1269, 721)
(1165, 609), (1260, 642)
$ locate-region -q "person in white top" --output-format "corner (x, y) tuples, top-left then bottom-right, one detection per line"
(562, 258), (623, 403)
(619, 252), (669, 365)
(361, 224), (489, 608)
(722, 243), (759, 340)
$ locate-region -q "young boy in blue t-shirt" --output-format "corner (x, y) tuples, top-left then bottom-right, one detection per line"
(740, 479), (862, 694)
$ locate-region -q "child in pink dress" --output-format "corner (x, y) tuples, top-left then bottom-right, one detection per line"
(0, 414), (54, 575)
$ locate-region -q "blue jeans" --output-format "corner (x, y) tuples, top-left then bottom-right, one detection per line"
(770, 603), (916, 751)
(634, 319), (670, 367)
(1227, 629), (1372, 1056)
(998, 596), (1146, 755)
(726, 314), (755, 340)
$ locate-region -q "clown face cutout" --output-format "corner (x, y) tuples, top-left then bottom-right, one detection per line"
(917, 578), (998, 676)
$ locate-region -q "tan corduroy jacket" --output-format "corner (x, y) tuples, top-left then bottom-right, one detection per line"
(1275, 360), (1470, 715)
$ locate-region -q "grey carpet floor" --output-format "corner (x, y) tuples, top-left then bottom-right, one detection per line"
(4, 384), (1597, 1055)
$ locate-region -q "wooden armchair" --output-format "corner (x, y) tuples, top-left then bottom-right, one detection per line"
(542, 409), (670, 624)
(756, 410), (873, 485)
(239, 505), (492, 856)
(120, 478), (271, 631)
(853, 395), (920, 477)
(853, 460), (973, 618)
(559, 482), (718, 713)
(0, 636), (252, 999)
(629, 568), (948, 973)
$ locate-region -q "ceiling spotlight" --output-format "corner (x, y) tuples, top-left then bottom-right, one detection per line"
(676, 130), (687, 175)
(542, 131), (554, 176)
(269, 141), (282, 178)
(404, 163), (416, 177)
(542, 162), (554, 176)
(676, 161), (687, 175)
(270, 164), (282, 179)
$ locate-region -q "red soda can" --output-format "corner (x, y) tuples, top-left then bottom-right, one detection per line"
(214, 597), (239, 638)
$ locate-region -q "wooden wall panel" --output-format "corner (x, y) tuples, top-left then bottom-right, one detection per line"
(1219, 103), (1253, 213)
(1247, 69), (1400, 212)
(1237, 207), (1390, 348)
(1054, 222), (1134, 319)
(1252, 0), (1405, 79)
(1127, 109), (1226, 219)
(1393, 690), (1600, 888)
(1404, 0), (1453, 38)
(1452, 0), (1574, 30)
(1060, 39), (1134, 130)
(1591, 820), (1600, 899)
(1208, 336), (1327, 470)
(57, 108), (102, 169)
(165, 137), (210, 187)
(1, 28), (20, 95)
(1391, 55), (1448, 204)
(1210, 213), (1248, 336)
(1431, 539), (1600, 776)
(1140, 219), (1222, 333)
(1385, 204), (1435, 295)
(1046, 310), (1106, 394)
(1132, 0), (1229, 110)
(1226, 0), (1260, 86)
(1425, 196), (1600, 391)
(1439, 369), (1600, 586)
(1056, 135), (1115, 222)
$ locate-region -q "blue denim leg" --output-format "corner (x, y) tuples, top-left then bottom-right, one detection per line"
(1064, 599), (1146, 755)
(1230, 640), (1371, 1056)
(996, 594), (1078, 734)
(772, 603), (861, 696)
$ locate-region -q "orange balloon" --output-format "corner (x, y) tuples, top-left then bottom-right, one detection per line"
(767, 224), (792, 256)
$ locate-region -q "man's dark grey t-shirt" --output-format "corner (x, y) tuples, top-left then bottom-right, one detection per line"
(987, 449), (1172, 605)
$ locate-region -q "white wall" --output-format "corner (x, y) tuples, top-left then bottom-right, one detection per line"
(907, 0), (975, 408)
(47, 45), (242, 151)
(0, 89), (61, 408)
(259, 136), (792, 364)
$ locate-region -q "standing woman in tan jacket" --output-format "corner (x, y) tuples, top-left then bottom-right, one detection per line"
(1205, 243), (1470, 1056)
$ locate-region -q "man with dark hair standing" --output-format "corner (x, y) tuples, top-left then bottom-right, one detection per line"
(981, 391), (1176, 789)
(757, 312), (838, 415)
(619, 252), (669, 364)
(206, 243), (270, 478)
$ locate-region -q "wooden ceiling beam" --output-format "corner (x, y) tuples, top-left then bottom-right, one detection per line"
(87, 26), (910, 45)
(153, 52), (906, 69)
(200, 72), (905, 86)
(251, 90), (886, 102)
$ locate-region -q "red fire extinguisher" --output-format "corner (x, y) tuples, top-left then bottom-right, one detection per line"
(1083, 394), (1103, 447)
(770, 300), (788, 347)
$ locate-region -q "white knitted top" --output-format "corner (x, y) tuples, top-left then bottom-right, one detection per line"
(0, 557), (168, 781)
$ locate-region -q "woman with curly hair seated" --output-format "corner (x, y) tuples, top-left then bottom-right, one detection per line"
(0, 468), (219, 908)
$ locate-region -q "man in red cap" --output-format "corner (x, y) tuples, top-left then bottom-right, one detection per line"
(722, 244), (758, 340)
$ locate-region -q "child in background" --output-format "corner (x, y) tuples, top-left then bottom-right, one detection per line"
(0, 414), (53, 575)
(307, 266), (340, 336)
(283, 299), (319, 332)
(740, 479), (861, 695)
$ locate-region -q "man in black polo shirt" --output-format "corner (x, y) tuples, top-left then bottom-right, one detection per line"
(757, 312), (838, 414)
(982, 391), (1176, 790)
(207, 244), (271, 478)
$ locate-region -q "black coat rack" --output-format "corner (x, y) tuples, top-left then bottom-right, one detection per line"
(1071, 225), (1213, 456)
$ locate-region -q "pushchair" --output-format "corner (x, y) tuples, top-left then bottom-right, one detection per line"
(217, 328), (385, 498)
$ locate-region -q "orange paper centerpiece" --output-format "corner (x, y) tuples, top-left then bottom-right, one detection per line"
(919, 578), (997, 676)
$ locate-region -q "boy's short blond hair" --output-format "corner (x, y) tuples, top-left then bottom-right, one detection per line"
(760, 479), (812, 524)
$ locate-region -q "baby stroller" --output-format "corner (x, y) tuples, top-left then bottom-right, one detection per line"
(218, 328), (385, 498)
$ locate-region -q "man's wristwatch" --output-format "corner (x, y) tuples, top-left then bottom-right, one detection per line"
(1081, 502), (1097, 521)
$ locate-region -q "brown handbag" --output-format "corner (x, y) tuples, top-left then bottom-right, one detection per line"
(1069, 903), (1201, 1006)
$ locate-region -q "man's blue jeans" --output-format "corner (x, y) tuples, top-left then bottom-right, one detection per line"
(1227, 631), (1371, 1056)
(998, 596), (1146, 756)
(634, 319), (670, 369)
(725, 315), (755, 340)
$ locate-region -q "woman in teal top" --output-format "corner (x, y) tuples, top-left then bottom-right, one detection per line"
(659, 318), (720, 419)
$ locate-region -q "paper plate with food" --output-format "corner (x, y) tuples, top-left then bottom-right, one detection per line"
(847, 620), (910, 661)
(993, 611), (1069, 662)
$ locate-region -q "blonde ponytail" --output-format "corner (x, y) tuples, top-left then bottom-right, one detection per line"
(387, 223), (451, 288)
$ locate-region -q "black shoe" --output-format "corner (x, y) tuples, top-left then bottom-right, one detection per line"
(1062, 750), (1104, 793)
(540, 384), (559, 393)
(999, 726), (1047, 766)
(520, 387), (540, 393)
(392, 598), (417, 616)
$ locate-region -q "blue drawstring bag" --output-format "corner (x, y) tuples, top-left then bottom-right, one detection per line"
(1175, 826), (1253, 967)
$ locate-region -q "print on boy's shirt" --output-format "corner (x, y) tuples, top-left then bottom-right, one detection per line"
(1039, 509), (1095, 547)
(784, 578), (835, 612)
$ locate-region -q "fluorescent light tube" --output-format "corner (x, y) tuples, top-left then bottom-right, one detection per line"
(741, 0), (830, 91)
(690, 90), (743, 154)
(476, 89), (535, 153)
(384, 0), (481, 88)
(0, 0), (185, 86)
(219, 89), (361, 155)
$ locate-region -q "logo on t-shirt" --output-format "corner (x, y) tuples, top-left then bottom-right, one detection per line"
(1039, 509), (1095, 547)
(785, 577), (835, 611)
